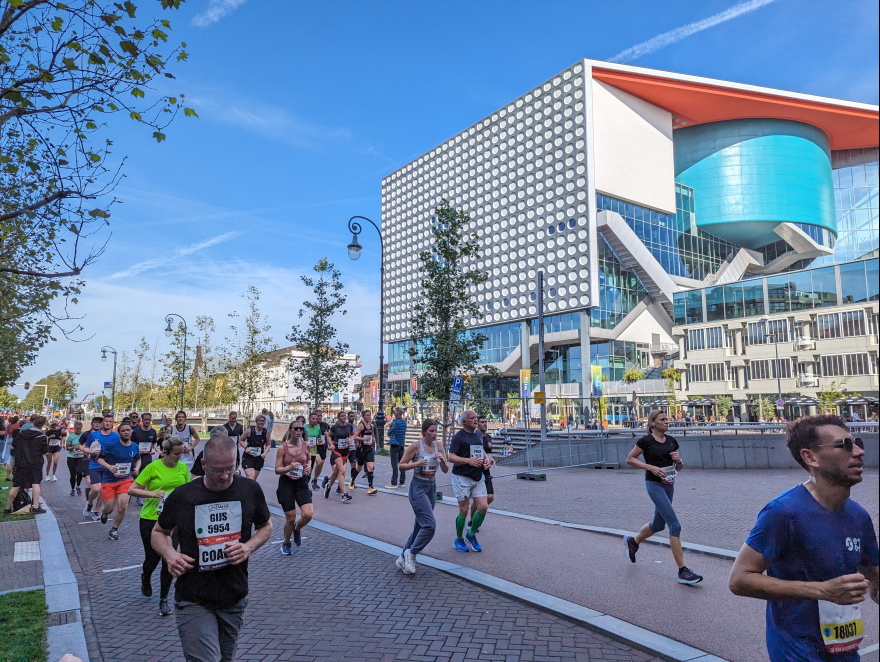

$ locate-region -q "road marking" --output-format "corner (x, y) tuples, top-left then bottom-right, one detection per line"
(13, 541), (40, 562)
(102, 564), (141, 573)
(77, 520), (101, 525)
(860, 643), (879, 655)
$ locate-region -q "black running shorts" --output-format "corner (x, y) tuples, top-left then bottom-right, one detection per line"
(276, 475), (312, 511)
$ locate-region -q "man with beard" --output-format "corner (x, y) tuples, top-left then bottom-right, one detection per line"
(729, 415), (878, 661)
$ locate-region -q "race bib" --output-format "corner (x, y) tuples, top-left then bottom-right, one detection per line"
(139, 442), (153, 453)
(336, 439), (349, 450)
(90, 441), (102, 453)
(248, 447), (261, 456)
(157, 497), (165, 514)
(287, 466), (303, 479)
(362, 437), (373, 446)
(114, 463), (131, 477)
(195, 501), (242, 572)
(661, 465), (677, 483)
(470, 445), (484, 459)
(421, 455), (439, 476)
(307, 437), (316, 447)
(819, 601), (863, 654)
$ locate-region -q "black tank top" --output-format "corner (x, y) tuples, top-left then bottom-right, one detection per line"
(247, 427), (267, 449)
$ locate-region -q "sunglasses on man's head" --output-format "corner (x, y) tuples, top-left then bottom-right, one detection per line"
(816, 437), (864, 454)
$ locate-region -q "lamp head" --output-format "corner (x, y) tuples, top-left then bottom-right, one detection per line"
(347, 234), (362, 261)
(165, 321), (173, 337)
(101, 350), (107, 362)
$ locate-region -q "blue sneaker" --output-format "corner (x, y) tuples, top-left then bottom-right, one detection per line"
(453, 537), (469, 552)
(293, 527), (301, 547)
(321, 476), (328, 489)
(281, 542), (292, 555)
(465, 533), (482, 552)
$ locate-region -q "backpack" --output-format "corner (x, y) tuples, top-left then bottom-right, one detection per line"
(12, 489), (32, 512)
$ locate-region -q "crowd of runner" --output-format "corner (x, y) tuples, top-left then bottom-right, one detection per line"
(0, 406), (876, 662)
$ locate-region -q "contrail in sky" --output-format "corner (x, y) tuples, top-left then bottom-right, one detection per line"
(109, 231), (241, 279)
(608, 0), (779, 63)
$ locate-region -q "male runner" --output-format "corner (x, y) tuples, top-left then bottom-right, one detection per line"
(346, 411), (359, 485)
(351, 410), (378, 495)
(448, 410), (490, 552)
(44, 421), (65, 481)
(97, 422), (140, 540)
(132, 413), (158, 505)
(84, 415), (114, 521)
(305, 411), (330, 490)
(222, 411), (244, 471)
(471, 415), (497, 532)
(324, 411), (353, 502)
(729, 415), (878, 660)
(3, 415), (48, 515)
(153, 436), (272, 662)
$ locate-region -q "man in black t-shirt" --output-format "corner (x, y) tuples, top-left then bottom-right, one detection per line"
(323, 412), (354, 502)
(132, 413), (158, 505)
(153, 436), (272, 660)
(448, 410), (491, 553)
(471, 415), (497, 533)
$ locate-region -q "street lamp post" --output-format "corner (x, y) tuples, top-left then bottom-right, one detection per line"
(100, 346), (118, 416)
(346, 215), (387, 447)
(164, 313), (188, 411)
(762, 318), (783, 416)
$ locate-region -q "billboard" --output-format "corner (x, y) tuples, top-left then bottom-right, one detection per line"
(370, 381), (378, 404)
(519, 369), (532, 398)
(591, 366), (603, 398)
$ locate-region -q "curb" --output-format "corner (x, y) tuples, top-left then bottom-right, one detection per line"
(37, 504), (90, 662)
(361, 482), (738, 560)
(271, 505), (726, 662)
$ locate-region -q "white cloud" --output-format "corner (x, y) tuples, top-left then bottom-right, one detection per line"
(609, 0), (778, 63)
(109, 231), (242, 279)
(192, 0), (247, 27)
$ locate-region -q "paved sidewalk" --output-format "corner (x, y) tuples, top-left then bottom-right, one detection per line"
(360, 454), (879, 552)
(0, 516), (42, 593)
(40, 477), (661, 662)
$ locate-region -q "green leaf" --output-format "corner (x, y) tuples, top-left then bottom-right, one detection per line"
(123, 1), (137, 18)
(129, 111), (142, 121)
(131, 87), (144, 98)
(89, 153), (101, 162)
(88, 52), (105, 66)
(119, 40), (137, 57)
(51, 16), (64, 31)
(152, 131), (166, 143)
(168, 96), (177, 104)
(62, 57), (77, 70)
(183, 107), (198, 118)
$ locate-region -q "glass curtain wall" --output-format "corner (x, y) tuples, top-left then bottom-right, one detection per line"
(592, 235), (648, 329)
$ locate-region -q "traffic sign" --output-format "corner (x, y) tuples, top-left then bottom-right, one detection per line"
(533, 391), (546, 404)
(449, 376), (464, 409)
(104, 381), (112, 389)
(775, 399), (784, 408)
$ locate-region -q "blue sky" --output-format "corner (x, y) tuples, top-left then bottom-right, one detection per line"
(13, 0), (879, 404)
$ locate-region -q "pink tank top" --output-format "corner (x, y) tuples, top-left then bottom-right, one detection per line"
(282, 441), (309, 467)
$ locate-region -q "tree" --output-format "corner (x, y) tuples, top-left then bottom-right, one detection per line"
(146, 335), (160, 411)
(0, 0), (196, 382)
(716, 395), (733, 419)
(622, 368), (645, 383)
(408, 199), (496, 434)
(817, 379), (852, 414)
(161, 320), (193, 409)
(0, 385), (19, 409)
(287, 259), (353, 411)
(225, 286), (276, 418)
(20, 370), (78, 410)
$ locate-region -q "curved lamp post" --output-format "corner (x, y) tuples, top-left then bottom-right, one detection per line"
(165, 313), (188, 410)
(347, 215), (387, 447)
(100, 346), (118, 416)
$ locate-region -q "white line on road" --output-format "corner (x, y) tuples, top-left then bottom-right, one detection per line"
(102, 564), (141, 573)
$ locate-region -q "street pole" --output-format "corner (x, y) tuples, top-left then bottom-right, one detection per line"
(101, 346), (118, 416)
(165, 314), (188, 411)
(537, 271), (547, 448)
(347, 215), (387, 448)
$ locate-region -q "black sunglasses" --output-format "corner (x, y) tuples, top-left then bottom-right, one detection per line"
(816, 437), (864, 454)
(291, 427), (304, 431)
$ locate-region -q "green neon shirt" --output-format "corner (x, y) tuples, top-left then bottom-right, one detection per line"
(135, 460), (191, 521)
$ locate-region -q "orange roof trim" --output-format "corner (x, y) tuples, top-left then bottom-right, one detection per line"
(592, 68), (879, 151)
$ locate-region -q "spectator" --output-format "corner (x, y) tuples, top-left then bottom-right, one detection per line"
(4, 415), (49, 514)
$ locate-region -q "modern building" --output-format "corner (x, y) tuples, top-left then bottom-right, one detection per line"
(380, 59), (879, 422)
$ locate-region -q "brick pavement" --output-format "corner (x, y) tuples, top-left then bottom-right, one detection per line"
(0, 517), (42, 592)
(40, 477), (660, 662)
(361, 455), (879, 552)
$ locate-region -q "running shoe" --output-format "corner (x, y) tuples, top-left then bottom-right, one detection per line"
(453, 537), (469, 552)
(293, 527), (301, 547)
(335, 486), (342, 495)
(141, 572), (153, 597)
(404, 549), (417, 575)
(324, 483), (331, 499)
(100, 513), (108, 524)
(624, 535), (639, 563)
(367, 487), (378, 495)
(70, 489), (76, 497)
(385, 483), (398, 489)
(159, 599), (173, 616)
(465, 533), (482, 552)
(309, 481), (318, 491)
(76, 487), (82, 495)
(399, 482), (405, 488)
(677, 567), (703, 585)
(321, 476), (328, 489)
(395, 556), (407, 573)
(281, 542), (292, 555)
(341, 494), (352, 503)
(30, 506), (46, 514)
(91, 512), (101, 521)
(53, 475), (58, 481)
(108, 528), (120, 541)
(349, 480), (358, 489)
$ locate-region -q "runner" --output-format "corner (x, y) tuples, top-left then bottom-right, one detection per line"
(447, 410), (490, 552)
(623, 410), (703, 584)
(386, 408), (407, 489)
(351, 410), (378, 495)
(222, 411), (244, 472)
(65, 420), (87, 496)
(260, 408), (275, 448)
(471, 415), (497, 532)
(346, 410), (359, 485)
(84, 415), (114, 521)
(324, 411), (353, 502)
(128, 411), (141, 433)
(152, 435), (272, 662)
(274, 422), (312, 553)
(96, 422), (140, 540)
(44, 421), (65, 481)
(132, 412), (158, 506)
(304, 411), (327, 491)
(729, 414), (879, 660)
(128, 435), (190, 616)
(168, 410), (202, 471)
(395, 418), (448, 574)
(238, 414), (270, 480)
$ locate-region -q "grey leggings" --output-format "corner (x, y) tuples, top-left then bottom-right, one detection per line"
(645, 480), (681, 538)
(402, 477), (436, 556)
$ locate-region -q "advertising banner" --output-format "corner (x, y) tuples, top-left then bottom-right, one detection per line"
(591, 366), (603, 398)
(370, 381), (378, 404)
(410, 377), (417, 395)
(519, 369), (532, 398)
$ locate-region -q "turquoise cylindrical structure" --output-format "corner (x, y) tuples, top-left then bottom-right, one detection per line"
(674, 119), (836, 249)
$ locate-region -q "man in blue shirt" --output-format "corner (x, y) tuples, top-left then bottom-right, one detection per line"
(83, 415), (113, 521)
(96, 422), (140, 540)
(729, 414), (879, 661)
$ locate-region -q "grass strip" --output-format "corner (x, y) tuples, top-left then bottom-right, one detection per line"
(0, 589), (47, 662)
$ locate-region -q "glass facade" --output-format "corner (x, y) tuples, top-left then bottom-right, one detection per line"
(388, 341), (410, 374)
(469, 321), (521, 365)
(530, 344), (583, 387)
(596, 189), (740, 281)
(591, 235), (648, 329)
(530, 312), (580, 335)
(589, 341), (645, 382)
(673, 258), (878, 325)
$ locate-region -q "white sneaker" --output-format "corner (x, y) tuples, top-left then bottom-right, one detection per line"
(52, 475), (58, 481)
(82, 502), (91, 518)
(403, 549), (416, 575)
(395, 556), (407, 573)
